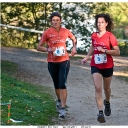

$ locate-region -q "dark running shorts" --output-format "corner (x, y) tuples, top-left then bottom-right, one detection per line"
(48, 60), (70, 89)
(91, 66), (113, 77)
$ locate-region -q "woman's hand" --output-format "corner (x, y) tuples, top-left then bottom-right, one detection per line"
(97, 46), (105, 53)
(81, 55), (90, 64)
(47, 47), (56, 52)
(71, 47), (77, 56)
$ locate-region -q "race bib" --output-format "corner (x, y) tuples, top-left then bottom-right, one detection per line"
(53, 46), (65, 56)
(94, 54), (107, 64)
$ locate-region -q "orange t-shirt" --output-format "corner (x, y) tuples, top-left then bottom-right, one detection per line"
(91, 31), (118, 69)
(40, 27), (75, 62)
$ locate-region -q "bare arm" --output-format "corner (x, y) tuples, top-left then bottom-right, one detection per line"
(86, 45), (94, 57)
(71, 36), (77, 47)
(37, 41), (47, 52)
(81, 45), (94, 64)
(70, 36), (77, 56)
(97, 46), (120, 56)
(105, 46), (120, 56)
(37, 41), (56, 52)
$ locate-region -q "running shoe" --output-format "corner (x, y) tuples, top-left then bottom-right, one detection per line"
(104, 99), (111, 116)
(97, 113), (106, 123)
(59, 108), (66, 119)
(56, 101), (61, 113)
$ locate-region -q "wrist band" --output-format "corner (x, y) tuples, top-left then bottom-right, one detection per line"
(73, 46), (77, 48)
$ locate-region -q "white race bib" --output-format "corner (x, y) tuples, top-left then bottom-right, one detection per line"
(94, 54), (107, 64)
(53, 46), (65, 56)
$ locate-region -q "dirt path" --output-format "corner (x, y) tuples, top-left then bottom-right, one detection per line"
(1, 46), (128, 125)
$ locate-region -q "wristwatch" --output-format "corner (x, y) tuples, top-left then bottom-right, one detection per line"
(72, 46), (77, 49)
(104, 50), (107, 53)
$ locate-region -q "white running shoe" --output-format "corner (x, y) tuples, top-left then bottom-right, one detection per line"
(59, 108), (66, 119)
(56, 101), (61, 113)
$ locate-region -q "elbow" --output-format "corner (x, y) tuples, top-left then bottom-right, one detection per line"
(118, 49), (120, 56)
(118, 51), (120, 56)
(37, 46), (40, 51)
(116, 50), (120, 56)
(37, 47), (39, 51)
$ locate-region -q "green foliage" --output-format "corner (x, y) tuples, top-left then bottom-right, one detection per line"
(1, 60), (18, 75)
(1, 28), (38, 48)
(1, 60), (57, 125)
(76, 48), (87, 55)
(92, 2), (128, 27)
(112, 29), (124, 39)
(92, 2), (128, 39)
(110, 3), (128, 27)
(1, 3), (51, 49)
(118, 41), (128, 56)
(1, 2), (94, 49)
(1, 3), (52, 30)
(62, 3), (94, 45)
(1, 2), (128, 52)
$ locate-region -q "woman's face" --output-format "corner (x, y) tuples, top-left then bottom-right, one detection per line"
(97, 17), (108, 32)
(51, 16), (61, 29)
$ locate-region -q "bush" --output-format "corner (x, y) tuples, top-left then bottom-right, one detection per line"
(118, 41), (128, 56)
(1, 28), (39, 49)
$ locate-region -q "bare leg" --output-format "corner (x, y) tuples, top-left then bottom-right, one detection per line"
(55, 89), (60, 100)
(92, 73), (103, 111)
(103, 76), (112, 102)
(59, 89), (67, 108)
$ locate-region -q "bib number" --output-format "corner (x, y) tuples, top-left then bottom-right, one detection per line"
(94, 54), (107, 64)
(53, 46), (65, 56)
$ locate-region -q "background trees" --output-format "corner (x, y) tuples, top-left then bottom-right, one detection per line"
(1, 2), (128, 54)
(92, 2), (128, 39)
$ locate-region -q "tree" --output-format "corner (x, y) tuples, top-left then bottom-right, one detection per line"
(92, 2), (128, 39)
(1, 2), (94, 50)
(59, 2), (95, 50)
(1, 3), (55, 48)
(1, 2), (127, 50)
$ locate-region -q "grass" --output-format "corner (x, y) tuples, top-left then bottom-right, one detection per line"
(1, 60), (18, 76)
(1, 60), (58, 125)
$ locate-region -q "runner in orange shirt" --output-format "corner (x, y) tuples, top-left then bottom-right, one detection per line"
(37, 12), (77, 119)
(82, 13), (120, 123)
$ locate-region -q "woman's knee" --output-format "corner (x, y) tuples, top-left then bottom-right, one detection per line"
(95, 85), (102, 93)
(104, 87), (111, 92)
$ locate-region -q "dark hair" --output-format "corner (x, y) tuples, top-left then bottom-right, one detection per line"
(95, 13), (114, 32)
(50, 12), (62, 21)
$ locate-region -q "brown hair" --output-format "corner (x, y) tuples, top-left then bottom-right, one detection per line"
(50, 12), (62, 21)
(95, 13), (114, 32)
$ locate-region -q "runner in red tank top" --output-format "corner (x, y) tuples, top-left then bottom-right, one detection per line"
(82, 13), (120, 123)
(91, 31), (118, 69)
(37, 12), (77, 119)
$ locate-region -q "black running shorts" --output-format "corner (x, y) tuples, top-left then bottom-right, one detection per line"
(48, 60), (70, 89)
(91, 66), (113, 77)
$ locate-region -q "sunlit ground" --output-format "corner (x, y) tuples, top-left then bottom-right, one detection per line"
(113, 56), (128, 76)
(27, 48), (128, 81)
